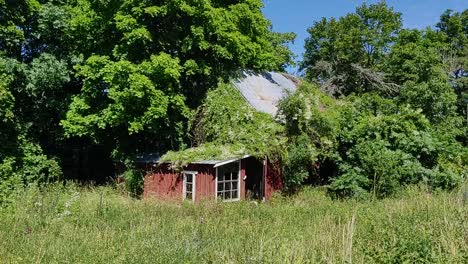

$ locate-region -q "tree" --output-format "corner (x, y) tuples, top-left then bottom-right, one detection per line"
(301, 1), (401, 96)
(61, 0), (294, 160)
(0, 1), (76, 202)
(385, 29), (460, 125)
(0, 57), (61, 207)
(436, 9), (467, 120)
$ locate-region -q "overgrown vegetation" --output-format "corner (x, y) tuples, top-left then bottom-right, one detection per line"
(0, 184), (466, 263)
(283, 1), (467, 198)
(0, 0), (293, 202)
(161, 83), (286, 167)
(279, 82), (466, 198)
(0, 0), (466, 202)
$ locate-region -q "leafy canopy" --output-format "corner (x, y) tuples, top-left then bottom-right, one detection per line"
(301, 1), (401, 96)
(61, 0), (295, 159)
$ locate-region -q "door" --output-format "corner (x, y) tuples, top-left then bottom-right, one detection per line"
(182, 171), (197, 201)
(244, 157), (264, 199)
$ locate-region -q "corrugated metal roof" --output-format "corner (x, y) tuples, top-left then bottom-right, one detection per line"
(233, 71), (298, 116)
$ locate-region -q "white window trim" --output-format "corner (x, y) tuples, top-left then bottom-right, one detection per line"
(182, 171), (197, 201)
(215, 161), (241, 202)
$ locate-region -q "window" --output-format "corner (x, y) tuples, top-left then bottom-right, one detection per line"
(183, 171), (196, 201)
(216, 161), (240, 201)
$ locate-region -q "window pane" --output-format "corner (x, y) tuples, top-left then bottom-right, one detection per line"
(216, 161), (240, 200)
(186, 192), (192, 200)
(232, 172), (238, 180)
(186, 174), (192, 182)
(218, 172), (224, 181)
(187, 183), (192, 192)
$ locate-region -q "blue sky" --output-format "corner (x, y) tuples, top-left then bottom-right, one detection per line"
(262, 0), (467, 73)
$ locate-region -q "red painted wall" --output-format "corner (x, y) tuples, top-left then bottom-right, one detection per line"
(143, 163), (217, 202)
(264, 159), (283, 200)
(143, 158), (282, 201)
(143, 164), (182, 200)
(187, 164), (216, 202)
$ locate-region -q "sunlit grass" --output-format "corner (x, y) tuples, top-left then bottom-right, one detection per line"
(0, 183), (466, 263)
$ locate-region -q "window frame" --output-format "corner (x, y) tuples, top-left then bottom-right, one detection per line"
(182, 171), (197, 201)
(215, 161), (241, 202)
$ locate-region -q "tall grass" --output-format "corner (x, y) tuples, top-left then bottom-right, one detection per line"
(0, 184), (466, 263)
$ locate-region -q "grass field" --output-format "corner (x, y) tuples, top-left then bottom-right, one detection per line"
(0, 184), (466, 263)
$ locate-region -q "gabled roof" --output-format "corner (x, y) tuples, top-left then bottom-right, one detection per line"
(233, 71), (298, 116)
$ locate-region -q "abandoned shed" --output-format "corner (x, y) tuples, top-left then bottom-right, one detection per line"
(142, 155), (282, 202)
(142, 72), (298, 202)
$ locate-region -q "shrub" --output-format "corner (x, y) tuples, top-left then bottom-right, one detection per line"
(0, 158), (22, 207)
(0, 139), (61, 207)
(277, 82), (342, 191)
(282, 134), (317, 192)
(278, 85), (466, 198)
(121, 168), (144, 197)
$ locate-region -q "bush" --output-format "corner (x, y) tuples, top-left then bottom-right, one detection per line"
(278, 85), (466, 198)
(0, 158), (22, 207)
(0, 139), (61, 207)
(282, 134), (317, 192)
(277, 82), (342, 191)
(333, 94), (465, 197)
(121, 168), (144, 197)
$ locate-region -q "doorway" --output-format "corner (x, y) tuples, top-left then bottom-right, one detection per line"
(244, 157), (264, 200)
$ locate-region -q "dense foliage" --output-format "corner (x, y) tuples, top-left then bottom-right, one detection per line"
(0, 0), (293, 200)
(60, 0), (295, 159)
(285, 1), (467, 197)
(0, 0), (466, 201)
(301, 1), (402, 96)
(279, 84), (466, 197)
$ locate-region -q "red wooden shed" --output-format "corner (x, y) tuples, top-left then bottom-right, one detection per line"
(141, 72), (297, 202)
(143, 156), (282, 202)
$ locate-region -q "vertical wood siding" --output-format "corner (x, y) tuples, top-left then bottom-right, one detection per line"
(143, 164), (182, 200)
(143, 163), (216, 202)
(264, 159), (283, 200)
(186, 164), (216, 202)
(143, 158), (283, 202)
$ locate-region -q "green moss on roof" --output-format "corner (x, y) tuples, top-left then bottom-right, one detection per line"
(160, 143), (248, 168)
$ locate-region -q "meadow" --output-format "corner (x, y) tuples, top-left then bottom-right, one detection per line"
(0, 184), (466, 264)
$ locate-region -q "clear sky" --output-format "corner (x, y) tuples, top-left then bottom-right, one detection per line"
(262, 0), (467, 74)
